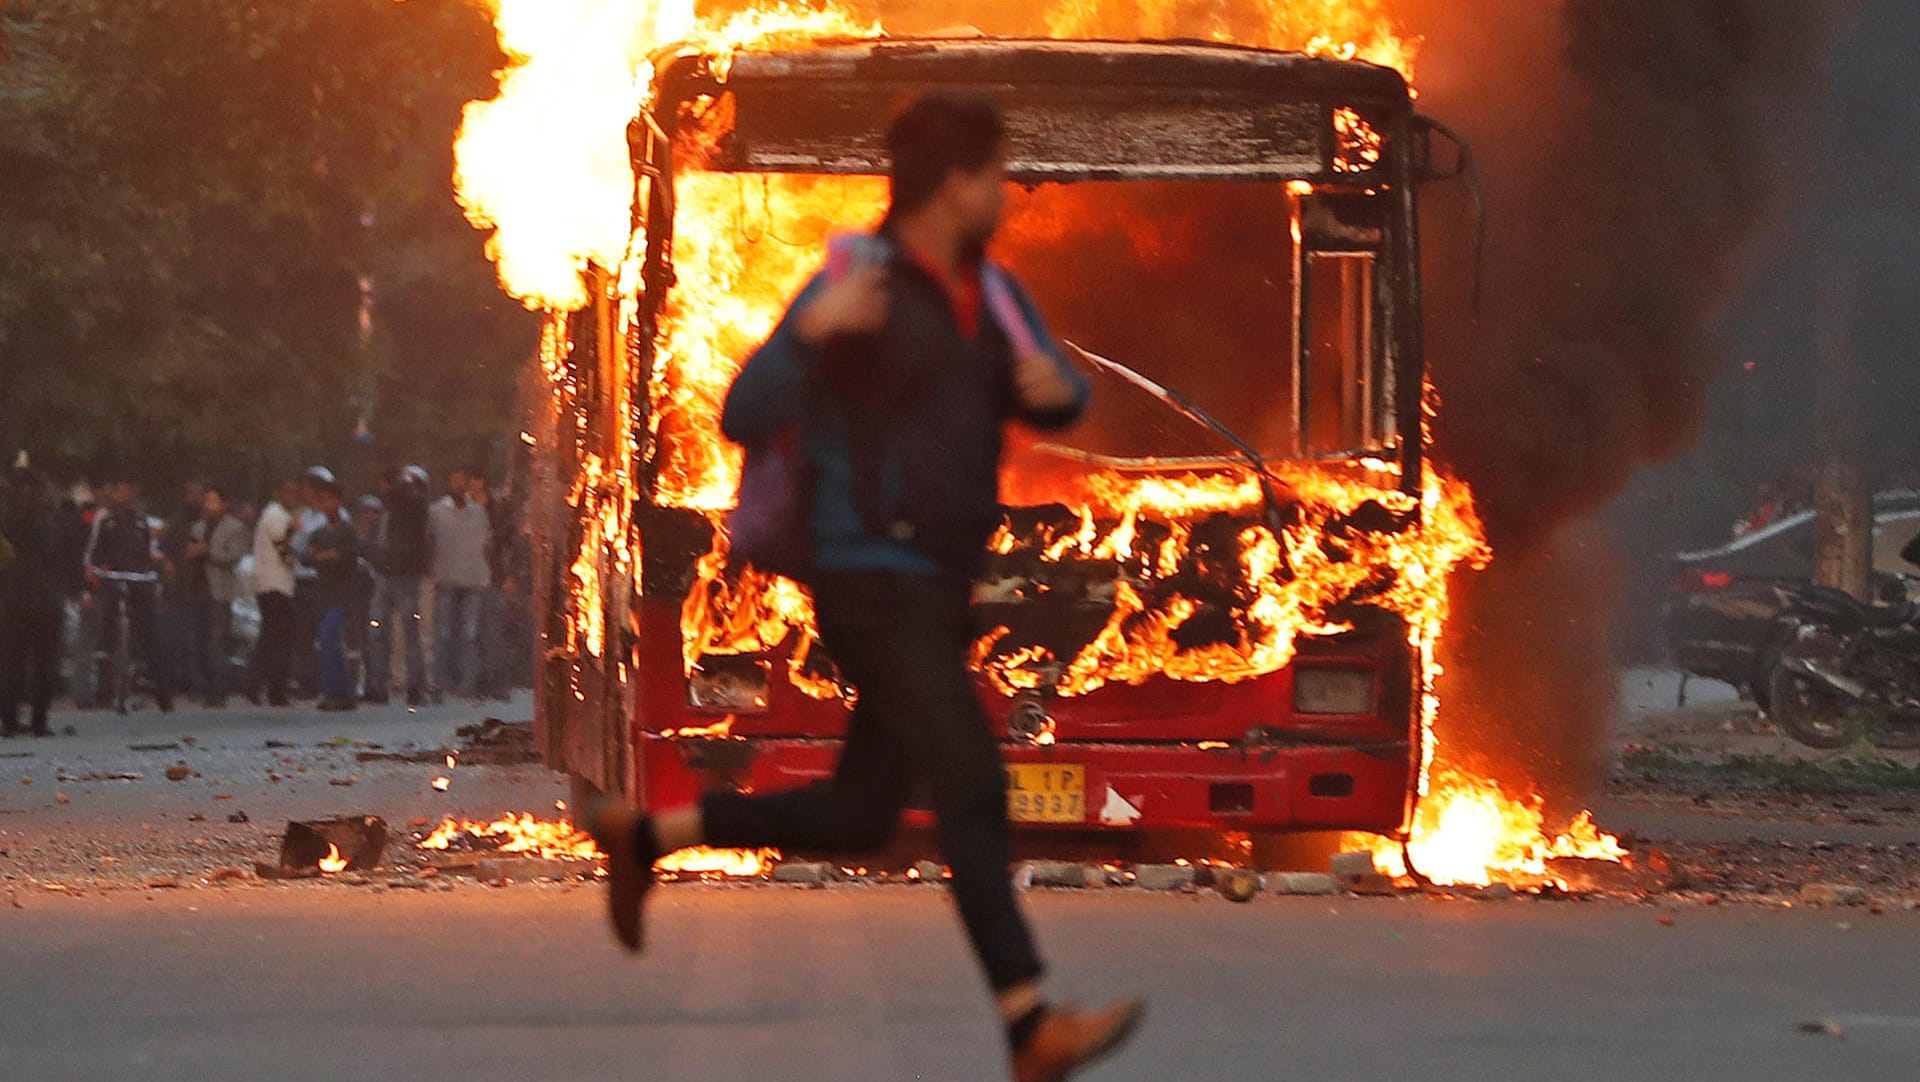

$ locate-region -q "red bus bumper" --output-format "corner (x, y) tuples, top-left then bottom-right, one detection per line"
(635, 731), (1411, 834)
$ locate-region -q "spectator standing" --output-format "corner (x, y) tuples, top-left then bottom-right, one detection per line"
(289, 467), (339, 699)
(470, 473), (511, 701)
(84, 476), (173, 712)
(161, 480), (210, 700)
(2, 469), (81, 737)
(303, 479), (358, 712)
(251, 477), (303, 706)
(428, 467), (491, 700)
(350, 494), (385, 700)
(201, 487), (249, 707)
(367, 465), (432, 706)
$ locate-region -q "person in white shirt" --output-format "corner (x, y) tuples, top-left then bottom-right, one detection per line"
(250, 478), (302, 705)
(428, 467), (492, 699)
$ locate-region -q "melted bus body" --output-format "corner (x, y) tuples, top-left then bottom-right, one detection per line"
(535, 39), (1460, 844)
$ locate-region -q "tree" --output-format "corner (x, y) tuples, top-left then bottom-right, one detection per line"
(0, 0), (537, 495)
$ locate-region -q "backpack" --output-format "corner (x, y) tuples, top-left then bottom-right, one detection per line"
(725, 233), (1039, 583)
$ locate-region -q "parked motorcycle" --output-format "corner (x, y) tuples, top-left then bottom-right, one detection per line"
(1765, 579), (1920, 750)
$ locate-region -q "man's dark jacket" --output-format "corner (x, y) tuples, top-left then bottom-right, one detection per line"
(720, 237), (1089, 573)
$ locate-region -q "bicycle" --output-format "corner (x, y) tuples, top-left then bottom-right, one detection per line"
(91, 569), (161, 715)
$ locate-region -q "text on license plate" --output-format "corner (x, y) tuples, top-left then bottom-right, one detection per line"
(1005, 764), (1086, 824)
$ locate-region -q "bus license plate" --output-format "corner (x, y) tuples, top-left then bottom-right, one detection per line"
(1005, 764), (1086, 824)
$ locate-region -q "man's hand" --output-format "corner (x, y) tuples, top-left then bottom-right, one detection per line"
(794, 265), (888, 345)
(1013, 348), (1080, 415)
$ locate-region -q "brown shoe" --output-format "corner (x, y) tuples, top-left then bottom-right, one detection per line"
(1011, 998), (1146, 1082)
(584, 801), (653, 953)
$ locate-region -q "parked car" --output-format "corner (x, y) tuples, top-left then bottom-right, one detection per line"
(1664, 489), (1920, 704)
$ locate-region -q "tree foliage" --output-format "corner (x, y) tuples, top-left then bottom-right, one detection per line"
(0, 0), (538, 494)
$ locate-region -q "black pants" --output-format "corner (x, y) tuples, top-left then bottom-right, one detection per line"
(1, 604), (61, 732)
(702, 571), (1043, 992)
(203, 601), (233, 704)
(255, 591), (297, 702)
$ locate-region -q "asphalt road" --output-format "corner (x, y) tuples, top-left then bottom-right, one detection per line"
(2, 885), (1915, 1082)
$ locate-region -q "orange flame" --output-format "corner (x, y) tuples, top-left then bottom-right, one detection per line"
(318, 844), (350, 874)
(416, 813), (779, 875)
(1351, 772), (1631, 888)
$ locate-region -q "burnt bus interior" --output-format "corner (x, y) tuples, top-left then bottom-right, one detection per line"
(537, 39), (1447, 802)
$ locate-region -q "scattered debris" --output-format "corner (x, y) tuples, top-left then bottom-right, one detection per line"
(1133, 865), (1197, 891)
(474, 857), (587, 885)
(227, 810), (250, 824)
(208, 867), (249, 884)
(129, 742), (181, 752)
(1798, 1020), (1845, 1039)
(452, 719), (540, 765)
(279, 817), (388, 875)
(772, 862), (835, 886)
(1265, 872), (1340, 896)
(1214, 868), (1263, 903)
(1330, 851), (1380, 881)
(329, 775), (359, 787)
(1800, 883), (1870, 908)
(1345, 872), (1402, 897)
(56, 772), (145, 783)
(164, 764), (193, 782)
(1019, 861), (1089, 889)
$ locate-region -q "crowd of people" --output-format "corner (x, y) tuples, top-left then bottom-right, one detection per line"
(0, 459), (531, 736)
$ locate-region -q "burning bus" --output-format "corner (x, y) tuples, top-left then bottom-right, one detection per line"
(527, 35), (1492, 855)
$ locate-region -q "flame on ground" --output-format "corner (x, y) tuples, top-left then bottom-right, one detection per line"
(415, 813), (778, 875)
(1348, 771), (1629, 889)
(318, 844), (350, 874)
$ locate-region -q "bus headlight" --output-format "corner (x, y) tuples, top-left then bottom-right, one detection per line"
(688, 656), (772, 714)
(1293, 669), (1376, 716)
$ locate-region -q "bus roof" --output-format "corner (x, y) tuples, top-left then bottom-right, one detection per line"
(653, 38), (1414, 184)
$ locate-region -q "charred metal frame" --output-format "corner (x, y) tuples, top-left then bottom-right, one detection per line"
(636, 37), (1428, 500)
(548, 39), (1446, 832)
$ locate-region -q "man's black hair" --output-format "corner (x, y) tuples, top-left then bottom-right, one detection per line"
(886, 93), (1007, 215)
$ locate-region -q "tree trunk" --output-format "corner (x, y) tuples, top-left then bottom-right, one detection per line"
(1812, 244), (1871, 600)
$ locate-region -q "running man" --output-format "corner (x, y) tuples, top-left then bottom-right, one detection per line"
(589, 93), (1142, 1082)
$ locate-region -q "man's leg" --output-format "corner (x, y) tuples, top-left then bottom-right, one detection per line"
(317, 606), (351, 705)
(817, 573), (1043, 994)
(392, 576), (427, 702)
(364, 580), (392, 703)
(0, 613), (24, 734)
(456, 587), (482, 698)
(701, 694), (915, 854)
(172, 601), (205, 701)
(204, 602), (231, 705)
(28, 607), (61, 734)
(477, 585), (508, 699)
(434, 584), (458, 699)
(257, 592), (292, 705)
(589, 675), (913, 952)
